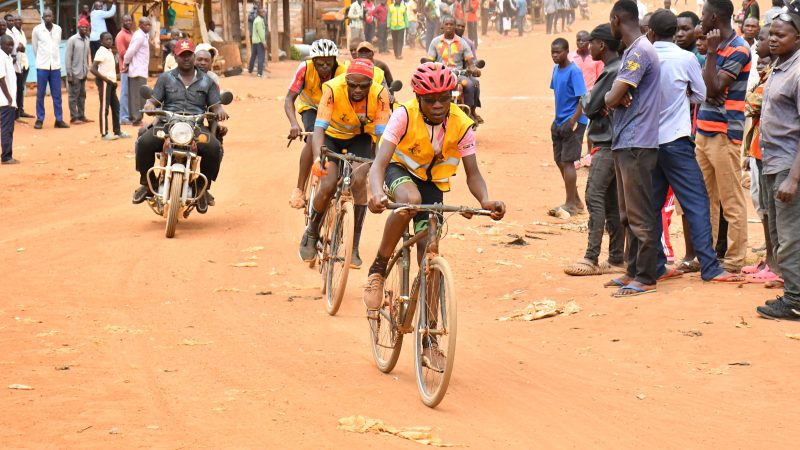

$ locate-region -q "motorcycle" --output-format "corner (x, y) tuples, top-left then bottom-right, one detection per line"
(137, 85), (234, 238)
(449, 59), (485, 128)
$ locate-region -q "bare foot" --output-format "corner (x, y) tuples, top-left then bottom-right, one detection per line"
(613, 281), (657, 297)
(604, 274), (632, 288)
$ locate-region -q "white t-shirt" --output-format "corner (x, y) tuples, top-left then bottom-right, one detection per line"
(94, 46), (117, 83)
(0, 51), (17, 108)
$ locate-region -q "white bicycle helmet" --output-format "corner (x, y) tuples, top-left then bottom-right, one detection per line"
(310, 39), (339, 58)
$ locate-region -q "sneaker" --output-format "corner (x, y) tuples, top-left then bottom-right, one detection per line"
(421, 341), (446, 373)
(33, 120), (43, 129)
(1, 158), (20, 165)
(79, 117), (94, 123)
(298, 231), (318, 262)
(196, 192), (209, 214)
(363, 273), (385, 310)
(132, 185), (151, 204)
(289, 187), (306, 209)
(350, 248), (362, 269)
(20, 112), (34, 119)
(54, 121), (70, 128)
(116, 132), (131, 139)
(473, 112), (484, 124)
(120, 120), (133, 126)
(70, 118), (86, 125)
(102, 134), (119, 141)
(756, 298), (800, 321)
(765, 296), (783, 307)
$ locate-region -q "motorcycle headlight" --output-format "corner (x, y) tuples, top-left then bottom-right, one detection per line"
(169, 122), (194, 146)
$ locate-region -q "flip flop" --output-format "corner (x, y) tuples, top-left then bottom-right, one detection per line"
(709, 273), (746, 283)
(741, 260), (766, 274)
(612, 285), (657, 298)
(564, 260), (603, 276)
(547, 206), (571, 219)
(658, 267), (684, 281)
(604, 277), (628, 288)
(677, 259), (700, 273)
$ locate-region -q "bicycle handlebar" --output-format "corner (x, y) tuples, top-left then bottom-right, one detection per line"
(386, 202), (493, 216)
(322, 148), (374, 165)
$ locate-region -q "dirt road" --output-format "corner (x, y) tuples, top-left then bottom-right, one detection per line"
(2, 5), (799, 448)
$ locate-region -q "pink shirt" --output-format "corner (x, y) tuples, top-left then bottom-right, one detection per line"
(569, 51), (604, 91)
(124, 28), (150, 78)
(383, 107), (476, 158)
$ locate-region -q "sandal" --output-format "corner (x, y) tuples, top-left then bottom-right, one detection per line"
(599, 260), (626, 274)
(289, 188), (306, 209)
(765, 278), (785, 289)
(564, 259), (603, 276)
(547, 205), (571, 219)
(745, 268), (779, 283)
(677, 259), (700, 273)
(709, 273), (746, 283)
(612, 285), (657, 298)
(604, 277), (628, 288)
(658, 267), (684, 282)
(741, 260), (766, 275)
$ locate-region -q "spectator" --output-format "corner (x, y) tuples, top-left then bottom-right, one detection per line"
(696, 0), (751, 272)
(556, 0), (569, 33)
(481, 0), (490, 36)
(736, 0), (760, 30)
(423, 0), (440, 49)
(9, 15), (31, 121)
(89, 1), (116, 59)
(545, 0), (557, 34)
(515, 0), (527, 37)
(388, 0), (408, 59)
(65, 18), (91, 125)
(349, 0), (366, 43)
(123, 17), (151, 127)
(0, 35), (17, 165)
(755, 13), (800, 321)
(466, 0), (479, 46)
(92, 31), (128, 140)
(373, 0), (389, 53)
(365, 0), (376, 43)
(503, 0), (517, 35)
(570, 30), (604, 90)
(207, 21), (223, 43)
(116, 14), (133, 125)
(742, 16), (759, 46)
(604, 0), (662, 297)
(32, 9), (68, 129)
(248, 7), (266, 78)
(763, 0), (782, 25)
(407, 0), (419, 48)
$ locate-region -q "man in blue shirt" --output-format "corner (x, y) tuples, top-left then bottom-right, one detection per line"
(90, 1), (116, 59)
(647, 9), (744, 284)
(550, 37), (588, 218)
(604, 0), (661, 297)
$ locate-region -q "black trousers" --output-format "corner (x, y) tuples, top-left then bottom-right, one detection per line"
(467, 21), (479, 47)
(391, 29), (404, 57)
(135, 124), (222, 187)
(97, 78), (120, 136)
(90, 40), (101, 60)
(481, 7), (489, 34)
(14, 67), (27, 117)
(584, 148), (624, 265)
(613, 148), (660, 286)
(377, 24), (388, 53)
(0, 105), (15, 162)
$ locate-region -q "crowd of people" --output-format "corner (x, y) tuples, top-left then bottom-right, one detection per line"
(551, 0), (800, 321)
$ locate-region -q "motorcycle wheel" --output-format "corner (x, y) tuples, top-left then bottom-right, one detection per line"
(165, 172), (183, 238)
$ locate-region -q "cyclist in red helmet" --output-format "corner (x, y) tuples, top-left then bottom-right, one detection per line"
(363, 62), (506, 312)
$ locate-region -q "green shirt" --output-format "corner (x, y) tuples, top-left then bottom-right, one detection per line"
(388, 3), (409, 30)
(252, 16), (266, 45)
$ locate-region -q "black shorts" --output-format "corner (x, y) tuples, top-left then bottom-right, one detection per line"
(384, 163), (444, 232)
(323, 133), (374, 159)
(551, 121), (587, 163)
(300, 110), (316, 142)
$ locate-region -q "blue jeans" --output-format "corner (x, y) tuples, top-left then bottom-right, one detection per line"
(35, 69), (63, 122)
(653, 137), (724, 280)
(119, 73), (130, 123)
(766, 170), (800, 307)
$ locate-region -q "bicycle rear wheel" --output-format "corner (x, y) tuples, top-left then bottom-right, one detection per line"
(369, 252), (407, 373)
(325, 200), (354, 316)
(414, 256), (457, 408)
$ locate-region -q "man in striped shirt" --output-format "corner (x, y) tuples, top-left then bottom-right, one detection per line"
(696, 0), (750, 272)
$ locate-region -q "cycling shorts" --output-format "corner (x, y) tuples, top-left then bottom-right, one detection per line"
(323, 133), (374, 159)
(384, 163), (444, 233)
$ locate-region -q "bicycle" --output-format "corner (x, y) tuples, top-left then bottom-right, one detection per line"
(286, 131), (315, 225)
(315, 147), (373, 316)
(369, 202), (493, 408)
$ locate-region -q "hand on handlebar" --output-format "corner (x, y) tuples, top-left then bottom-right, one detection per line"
(481, 200), (506, 221)
(216, 110), (229, 122)
(369, 191), (388, 214)
(288, 124), (302, 140)
(143, 102), (157, 114)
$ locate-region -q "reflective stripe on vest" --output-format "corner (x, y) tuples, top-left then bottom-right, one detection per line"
(323, 74), (385, 140)
(297, 60), (346, 113)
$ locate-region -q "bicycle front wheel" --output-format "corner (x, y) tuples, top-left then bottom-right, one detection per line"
(369, 252), (407, 373)
(414, 256), (457, 408)
(325, 200), (354, 316)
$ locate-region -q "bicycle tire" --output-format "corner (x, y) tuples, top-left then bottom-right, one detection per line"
(414, 256), (457, 408)
(369, 250), (407, 373)
(318, 207), (333, 294)
(325, 200), (354, 316)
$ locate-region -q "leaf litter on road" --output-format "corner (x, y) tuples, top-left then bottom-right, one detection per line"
(338, 415), (458, 447)
(498, 299), (581, 321)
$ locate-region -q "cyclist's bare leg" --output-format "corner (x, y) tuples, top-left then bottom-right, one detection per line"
(296, 140), (313, 190)
(298, 161), (340, 261)
(350, 163), (371, 266)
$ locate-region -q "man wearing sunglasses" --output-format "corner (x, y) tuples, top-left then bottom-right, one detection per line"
(298, 59), (390, 268)
(363, 62), (506, 328)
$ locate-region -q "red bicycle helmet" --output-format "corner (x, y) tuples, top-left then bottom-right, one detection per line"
(410, 62), (457, 95)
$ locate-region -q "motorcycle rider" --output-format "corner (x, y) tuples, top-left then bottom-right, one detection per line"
(131, 39), (228, 213)
(285, 39), (347, 209)
(298, 59), (390, 268)
(425, 16), (481, 122)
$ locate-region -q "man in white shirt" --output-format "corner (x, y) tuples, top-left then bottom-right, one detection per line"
(89, 1), (117, 58)
(32, 9), (68, 129)
(0, 35), (17, 164)
(8, 14), (31, 120)
(647, 9), (742, 283)
(207, 20), (223, 43)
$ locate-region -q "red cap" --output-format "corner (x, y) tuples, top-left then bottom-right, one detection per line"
(78, 18), (90, 28)
(346, 58), (374, 80)
(174, 39), (195, 55)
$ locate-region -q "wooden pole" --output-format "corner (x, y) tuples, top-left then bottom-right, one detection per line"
(242, 0), (251, 58)
(269, 0), (278, 62)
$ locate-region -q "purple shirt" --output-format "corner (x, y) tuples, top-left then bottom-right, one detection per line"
(611, 35), (662, 150)
(124, 28), (150, 78)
